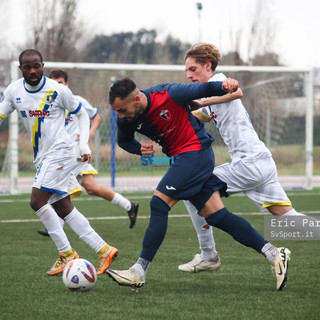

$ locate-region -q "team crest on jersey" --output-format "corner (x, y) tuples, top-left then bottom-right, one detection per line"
(160, 110), (171, 121)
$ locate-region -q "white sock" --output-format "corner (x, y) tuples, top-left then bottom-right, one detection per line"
(36, 204), (71, 252)
(59, 217), (65, 228)
(64, 207), (107, 253)
(282, 208), (306, 216)
(132, 262), (147, 280)
(201, 247), (218, 261)
(111, 193), (131, 211)
(261, 243), (277, 261)
(184, 200), (218, 259)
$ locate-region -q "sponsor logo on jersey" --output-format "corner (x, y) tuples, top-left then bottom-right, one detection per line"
(29, 110), (50, 117)
(160, 109), (171, 120)
(16, 97), (21, 103)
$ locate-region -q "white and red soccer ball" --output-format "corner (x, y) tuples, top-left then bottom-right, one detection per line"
(62, 258), (97, 292)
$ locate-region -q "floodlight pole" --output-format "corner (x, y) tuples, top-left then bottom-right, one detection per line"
(196, 2), (202, 42)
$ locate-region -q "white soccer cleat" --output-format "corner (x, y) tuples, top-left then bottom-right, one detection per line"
(270, 247), (291, 291)
(106, 267), (145, 290)
(178, 254), (222, 273)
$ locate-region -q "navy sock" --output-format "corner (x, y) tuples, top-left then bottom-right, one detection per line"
(205, 208), (267, 253)
(140, 196), (170, 261)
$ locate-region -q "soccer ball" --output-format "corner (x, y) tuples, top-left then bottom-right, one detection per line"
(62, 258), (97, 292)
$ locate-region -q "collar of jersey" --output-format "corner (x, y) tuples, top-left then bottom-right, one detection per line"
(24, 76), (46, 93)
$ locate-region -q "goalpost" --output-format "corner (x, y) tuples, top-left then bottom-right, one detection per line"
(1, 62), (314, 194)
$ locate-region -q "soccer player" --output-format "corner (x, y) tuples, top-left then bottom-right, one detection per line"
(37, 69), (138, 237)
(105, 77), (291, 291)
(178, 43), (300, 279)
(0, 49), (118, 276)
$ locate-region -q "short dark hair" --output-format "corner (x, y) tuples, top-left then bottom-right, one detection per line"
(19, 49), (43, 65)
(109, 78), (137, 104)
(49, 69), (68, 82)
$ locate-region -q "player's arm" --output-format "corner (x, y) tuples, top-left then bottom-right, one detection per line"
(89, 114), (102, 141)
(117, 118), (142, 155)
(75, 106), (92, 163)
(189, 88), (243, 110)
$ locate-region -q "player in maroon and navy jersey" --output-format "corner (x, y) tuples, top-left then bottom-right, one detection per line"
(106, 78), (290, 291)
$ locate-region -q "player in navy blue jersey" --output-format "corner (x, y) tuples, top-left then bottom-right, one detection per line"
(105, 78), (290, 291)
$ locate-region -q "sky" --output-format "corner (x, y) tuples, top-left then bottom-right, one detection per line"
(1, 0), (320, 68)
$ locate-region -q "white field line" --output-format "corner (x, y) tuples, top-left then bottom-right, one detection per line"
(0, 191), (319, 203)
(1, 211), (320, 224)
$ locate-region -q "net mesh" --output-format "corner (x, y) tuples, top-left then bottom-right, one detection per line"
(0, 65), (313, 193)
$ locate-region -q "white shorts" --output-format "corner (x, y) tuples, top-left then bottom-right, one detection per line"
(214, 156), (291, 211)
(33, 155), (81, 204)
(72, 161), (98, 185)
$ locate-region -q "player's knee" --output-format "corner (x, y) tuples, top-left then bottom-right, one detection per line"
(150, 195), (170, 215)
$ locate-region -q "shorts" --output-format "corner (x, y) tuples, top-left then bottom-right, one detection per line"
(72, 161), (98, 185)
(157, 148), (227, 212)
(33, 155), (81, 204)
(214, 156), (291, 211)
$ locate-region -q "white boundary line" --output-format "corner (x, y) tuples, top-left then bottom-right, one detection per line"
(1, 211), (320, 224)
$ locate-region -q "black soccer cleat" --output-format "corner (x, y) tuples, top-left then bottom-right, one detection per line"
(127, 202), (139, 229)
(37, 229), (50, 237)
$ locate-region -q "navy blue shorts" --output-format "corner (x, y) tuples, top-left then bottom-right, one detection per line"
(157, 148), (228, 211)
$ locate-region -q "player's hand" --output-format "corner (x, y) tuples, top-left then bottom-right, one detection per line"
(141, 140), (155, 155)
(81, 154), (91, 163)
(222, 78), (239, 94)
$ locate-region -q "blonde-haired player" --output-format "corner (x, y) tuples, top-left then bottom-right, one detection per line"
(179, 43), (301, 290)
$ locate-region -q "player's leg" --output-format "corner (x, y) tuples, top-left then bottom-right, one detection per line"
(178, 200), (221, 273)
(52, 195), (118, 275)
(81, 173), (139, 228)
(30, 187), (78, 275)
(196, 189), (291, 290)
(106, 150), (207, 289)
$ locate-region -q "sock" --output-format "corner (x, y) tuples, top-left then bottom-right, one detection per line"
(59, 217), (65, 228)
(64, 207), (107, 253)
(205, 208), (268, 253)
(140, 196), (170, 261)
(184, 200), (218, 259)
(98, 244), (110, 257)
(132, 260), (148, 280)
(36, 204), (71, 252)
(201, 248), (217, 261)
(261, 243), (277, 261)
(111, 192), (131, 211)
(282, 208), (306, 216)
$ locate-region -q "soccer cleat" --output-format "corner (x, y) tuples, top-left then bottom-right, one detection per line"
(37, 229), (50, 237)
(270, 247), (291, 291)
(178, 254), (222, 273)
(47, 250), (79, 276)
(127, 202), (139, 229)
(97, 246), (118, 275)
(106, 267), (145, 290)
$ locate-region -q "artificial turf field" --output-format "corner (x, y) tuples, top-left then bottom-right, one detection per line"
(0, 190), (319, 320)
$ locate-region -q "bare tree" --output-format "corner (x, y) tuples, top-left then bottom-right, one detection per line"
(26, 0), (84, 61)
(224, 0), (277, 66)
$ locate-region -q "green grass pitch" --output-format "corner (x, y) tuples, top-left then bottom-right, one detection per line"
(0, 190), (319, 320)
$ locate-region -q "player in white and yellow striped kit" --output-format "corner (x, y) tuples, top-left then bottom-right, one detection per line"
(0, 50), (118, 276)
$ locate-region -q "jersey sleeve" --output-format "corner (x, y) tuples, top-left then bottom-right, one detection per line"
(117, 117), (142, 155)
(197, 106), (211, 119)
(76, 95), (98, 119)
(0, 85), (15, 119)
(167, 82), (226, 106)
(59, 86), (82, 114)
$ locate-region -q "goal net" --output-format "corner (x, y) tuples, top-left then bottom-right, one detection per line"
(0, 63), (314, 194)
